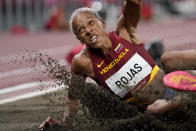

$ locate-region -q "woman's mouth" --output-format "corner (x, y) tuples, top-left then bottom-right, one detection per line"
(91, 35), (98, 44)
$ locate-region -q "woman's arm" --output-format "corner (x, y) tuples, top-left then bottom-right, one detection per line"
(116, 0), (142, 44)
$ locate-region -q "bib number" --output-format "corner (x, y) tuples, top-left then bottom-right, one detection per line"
(105, 53), (152, 97)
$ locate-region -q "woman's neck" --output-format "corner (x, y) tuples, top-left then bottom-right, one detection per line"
(100, 37), (112, 55)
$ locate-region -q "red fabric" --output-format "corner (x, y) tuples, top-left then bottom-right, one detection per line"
(65, 45), (84, 65)
(142, 4), (153, 20)
(11, 25), (28, 34)
(82, 0), (91, 7)
(87, 31), (156, 99)
(45, 8), (64, 30)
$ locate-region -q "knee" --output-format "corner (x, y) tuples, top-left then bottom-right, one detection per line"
(146, 99), (171, 115)
(146, 104), (164, 115)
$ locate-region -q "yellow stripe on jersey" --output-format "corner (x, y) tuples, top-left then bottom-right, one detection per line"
(125, 65), (160, 103)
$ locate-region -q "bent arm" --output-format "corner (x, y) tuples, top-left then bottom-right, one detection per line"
(123, 0), (142, 29)
(64, 53), (89, 125)
(116, 0), (142, 33)
(116, 0), (142, 44)
(39, 91), (80, 129)
(63, 95), (80, 125)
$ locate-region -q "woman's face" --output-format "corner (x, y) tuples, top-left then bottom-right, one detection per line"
(73, 12), (108, 49)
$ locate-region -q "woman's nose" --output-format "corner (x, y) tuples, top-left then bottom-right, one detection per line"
(86, 32), (90, 36)
(85, 27), (92, 36)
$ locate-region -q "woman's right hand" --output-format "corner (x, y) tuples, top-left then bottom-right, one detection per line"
(39, 117), (62, 131)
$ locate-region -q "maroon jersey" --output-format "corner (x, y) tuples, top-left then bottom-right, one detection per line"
(87, 31), (157, 99)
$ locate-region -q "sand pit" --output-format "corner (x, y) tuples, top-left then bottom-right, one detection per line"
(2, 50), (196, 131)
(36, 53), (196, 131)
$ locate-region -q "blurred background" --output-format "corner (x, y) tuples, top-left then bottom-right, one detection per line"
(0, 0), (196, 32)
(0, 1), (196, 130)
(0, 0), (196, 104)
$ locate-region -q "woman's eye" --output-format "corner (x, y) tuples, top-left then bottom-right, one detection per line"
(78, 29), (83, 34)
(89, 20), (94, 25)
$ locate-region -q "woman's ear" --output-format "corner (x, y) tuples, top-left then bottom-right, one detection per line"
(100, 18), (106, 29)
(76, 36), (83, 44)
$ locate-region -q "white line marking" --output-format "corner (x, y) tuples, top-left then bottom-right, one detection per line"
(0, 60), (67, 79)
(0, 67), (40, 79)
(0, 45), (73, 63)
(0, 81), (53, 95)
(0, 82), (67, 105)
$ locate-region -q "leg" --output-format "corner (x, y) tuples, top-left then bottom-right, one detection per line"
(161, 50), (196, 73)
(146, 95), (188, 115)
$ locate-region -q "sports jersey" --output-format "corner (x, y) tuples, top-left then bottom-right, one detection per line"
(87, 31), (159, 101)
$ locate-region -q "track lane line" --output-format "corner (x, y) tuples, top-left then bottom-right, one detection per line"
(0, 81), (54, 95)
(0, 59), (67, 80)
(0, 81), (67, 105)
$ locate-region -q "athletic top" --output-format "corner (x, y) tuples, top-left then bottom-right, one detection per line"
(87, 31), (158, 101)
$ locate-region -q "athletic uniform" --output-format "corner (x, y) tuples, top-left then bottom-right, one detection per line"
(87, 31), (160, 102)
